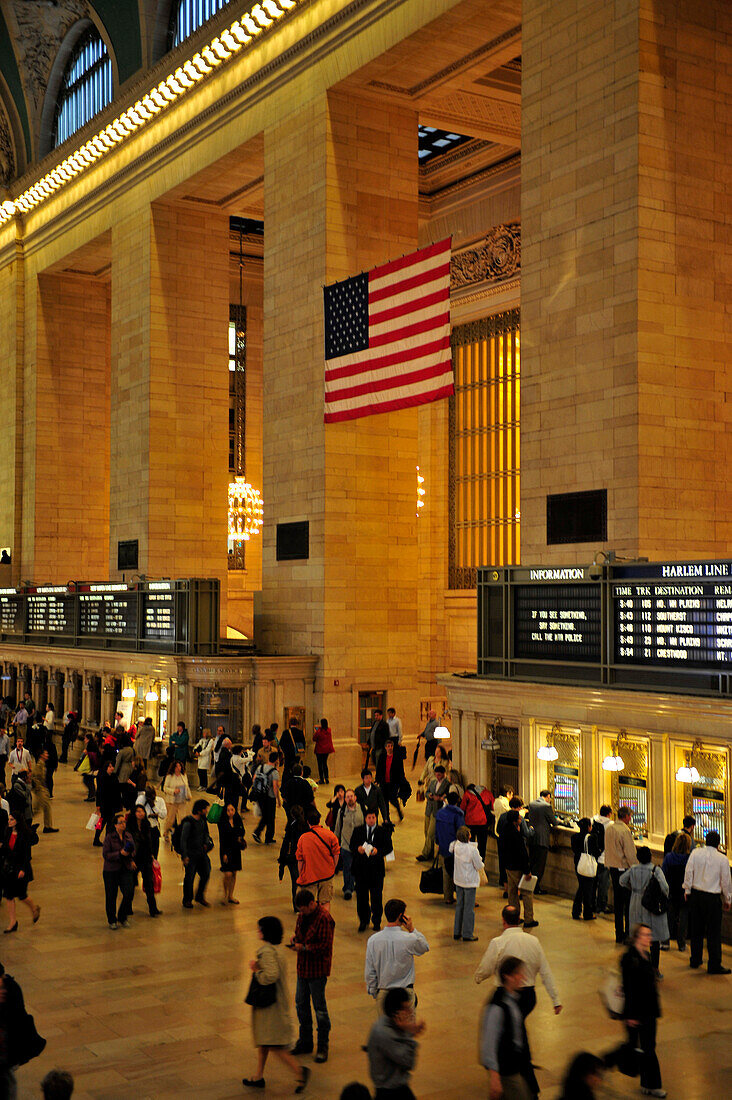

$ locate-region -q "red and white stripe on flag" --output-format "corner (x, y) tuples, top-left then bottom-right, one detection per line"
(323, 238), (453, 423)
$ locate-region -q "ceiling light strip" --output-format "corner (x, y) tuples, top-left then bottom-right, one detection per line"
(0, 0), (299, 228)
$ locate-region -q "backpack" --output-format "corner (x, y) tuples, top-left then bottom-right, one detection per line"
(641, 866), (669, 916)
(251, 765), (274, 801)
(171, 818), (187, 855)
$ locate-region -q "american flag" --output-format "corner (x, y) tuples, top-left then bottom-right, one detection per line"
(323, 238), (453, 423)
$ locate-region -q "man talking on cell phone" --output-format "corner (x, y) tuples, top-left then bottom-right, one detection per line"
(365, 898), (430, 1015)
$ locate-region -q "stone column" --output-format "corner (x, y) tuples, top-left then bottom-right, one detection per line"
(0, 232), (24, 582)
(521, 0), (732, 563)
(31, 272), (110, 581)
(110, 204), (229, 621)
(101, 673), (116, 726)
(262, 90), (420, 738)
(63, 668), (74, 718)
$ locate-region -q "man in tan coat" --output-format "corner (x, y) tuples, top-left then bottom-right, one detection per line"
(604, 806), (637, 944)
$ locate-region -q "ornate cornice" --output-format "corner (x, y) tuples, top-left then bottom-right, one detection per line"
(450, 222), (520, 291)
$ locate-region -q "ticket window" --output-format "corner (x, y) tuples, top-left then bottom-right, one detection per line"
(610, 739), (649, 838)
(683, 748), (727, 850)
(552, 764), (580, 815)
(546, 728), (581, 817)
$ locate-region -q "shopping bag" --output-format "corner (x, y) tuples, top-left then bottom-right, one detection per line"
(152, 859), (162, 894)
(599, 970), (625, 1019)
(385, 850), (396, 863)
(577, 834), (598, 878)
(207, 801), (224, 824)
(419, 858), (443, 895)
(85, 812), (101, 831)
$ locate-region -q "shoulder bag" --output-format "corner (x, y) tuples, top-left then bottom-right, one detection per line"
(577, 834), (598, 878)
(419, 857), (444, 895)
(244, 973), (277, 1009)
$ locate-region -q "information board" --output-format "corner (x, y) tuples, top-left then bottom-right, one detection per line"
(79, 586), (138, 639)
(614, 578), (732, 667)
(143, 584), (176, 642)
(513, 583), (602, 662)
(26, 589), (74, 635)
(0, 579), (218, 654)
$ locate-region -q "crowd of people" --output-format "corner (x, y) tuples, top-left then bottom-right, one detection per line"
(0, 694), (730, 1098)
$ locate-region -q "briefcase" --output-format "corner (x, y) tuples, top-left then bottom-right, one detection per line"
(419, 858), (443, 895)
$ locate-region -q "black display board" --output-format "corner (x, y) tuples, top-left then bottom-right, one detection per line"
(0, 579), (219, 654)
(478, 559), (732, 697)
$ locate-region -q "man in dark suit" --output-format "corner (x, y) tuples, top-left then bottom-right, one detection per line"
(368, 709), (390, 773)
(376, 740), (406, 821)
(351, 811), (393, 932)
(355, 769), (389, 823)
(526, 790), (557, 893)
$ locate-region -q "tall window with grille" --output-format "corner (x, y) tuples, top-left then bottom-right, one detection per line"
(170, 0), (232, 47)
(449, 311), (520, 588)
(54, 29), (112, 147)
(228, 304), (247, 570)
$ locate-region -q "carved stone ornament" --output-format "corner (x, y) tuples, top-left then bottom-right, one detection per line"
(11, 0), (89, 109)
(450, 223), (521, 291)
(0, 104), (15, 186)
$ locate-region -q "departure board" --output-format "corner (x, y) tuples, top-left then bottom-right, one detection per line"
(0, 589), (23, 634)
(143, 584), (176, 642)
(26, 589), (75, 635)
(513, 583), (602, 662)
(79, 586), (137, 638)
(613, 572), (732, 667)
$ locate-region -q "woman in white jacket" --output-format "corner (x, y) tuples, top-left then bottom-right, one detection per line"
(450, 826), (484, 942)
(162, 760), (191, 842)
(194, 728), (215, 791)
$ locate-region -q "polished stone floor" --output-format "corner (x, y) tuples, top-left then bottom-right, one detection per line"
(5, 760), (731, 1099)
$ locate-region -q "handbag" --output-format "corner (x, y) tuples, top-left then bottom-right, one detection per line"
(245, 973), (277, 1008)
(78, 755), (91, 775)
(85, 811), (101, 831)
(415, 788), (426, 803)
(599, 970), (625, 1019)
(419, 858), (444, 895)
(577, 834), (598, 878)
(207, 801), (223, 824)
(152, 859), (162, 894)
(641, 866), (668, 915)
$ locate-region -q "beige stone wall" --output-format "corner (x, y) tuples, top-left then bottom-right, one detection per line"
(110, 204), (230, 618)
(637, 0), (732, 556)
(0, 239), (24, 578)
(521, 0), (641, 564)
(34, 272), (111, 581)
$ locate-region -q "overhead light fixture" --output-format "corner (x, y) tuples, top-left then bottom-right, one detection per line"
(145, 689), (159, 703)
(434, 725), (450, 739)
(416, 466), (425, 516)
(602, 728), (627, 772)
(537, 721), (560, 762)
(121, 686), (135, 700)
(228, 478), (263, 540)
(675, 739), (703, 785)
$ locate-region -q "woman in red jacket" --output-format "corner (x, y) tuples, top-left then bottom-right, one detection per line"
(460, 784), (494, 859)
(313, 719), (335, 785)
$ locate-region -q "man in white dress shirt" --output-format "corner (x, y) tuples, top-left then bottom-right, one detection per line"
(386, 707), (402, 745)
(683, 830), (732, 975)
(365, 898), (429, 1013)
(475, 905), (562, 1018)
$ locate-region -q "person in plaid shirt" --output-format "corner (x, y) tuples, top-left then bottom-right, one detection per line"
(289, 889), (336, 1064)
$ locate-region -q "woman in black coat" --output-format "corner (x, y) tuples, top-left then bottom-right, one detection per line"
(376, 741), (406, 821)
(571, 817), (600, 921)
(217, 802), (246, 904)
(1, 813), (40, 932)
(620, 923), (664, 1096)
(126, 805), (161, 917)
(94, 762), (122, 847)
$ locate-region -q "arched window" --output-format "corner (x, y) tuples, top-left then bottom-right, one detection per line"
(54, 29), (112, 147)
(170, 0), (232, 48)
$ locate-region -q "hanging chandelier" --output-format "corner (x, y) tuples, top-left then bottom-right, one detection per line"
(228, 477), (263, 540)
(602, 728), (627, 772)
(537, 722), (560, 761)
(676, 740), (703, 784)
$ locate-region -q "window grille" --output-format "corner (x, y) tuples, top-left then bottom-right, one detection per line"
(171, 0), (232, 48)
(449, 311), (520, 588)
(54, 29), (112, 148)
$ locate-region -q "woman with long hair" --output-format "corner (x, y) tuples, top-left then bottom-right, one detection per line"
(126, 804), (161, 917)
(608, 923), (665, 1098)
(1, 812), (40, 932)
(218, 801), (246, 904)
(93, 760), (122, 848)
(242, 915), (309, 1093)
